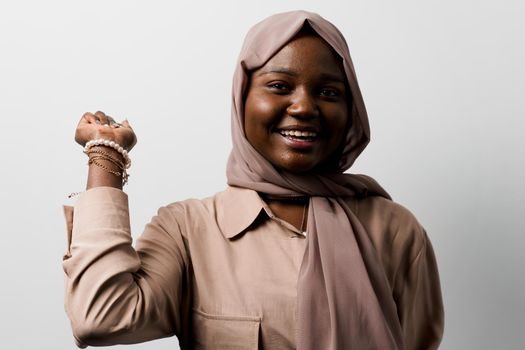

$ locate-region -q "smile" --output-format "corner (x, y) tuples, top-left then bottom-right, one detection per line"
(278, 129), (318, 139)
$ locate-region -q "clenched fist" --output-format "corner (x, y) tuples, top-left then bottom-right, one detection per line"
(75, 111), (137, 152)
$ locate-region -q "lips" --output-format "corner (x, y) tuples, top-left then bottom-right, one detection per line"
(280, 129), (318, 138)
(276, 126), (320, 141)
(274, 126), (320, 150)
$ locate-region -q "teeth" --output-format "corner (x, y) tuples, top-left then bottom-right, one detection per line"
(280, 130), (317, 137)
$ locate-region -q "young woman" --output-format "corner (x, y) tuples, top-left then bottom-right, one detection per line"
(63, 10), (444, 350)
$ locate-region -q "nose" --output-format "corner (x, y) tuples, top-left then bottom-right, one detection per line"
(286, 88), (319, 119)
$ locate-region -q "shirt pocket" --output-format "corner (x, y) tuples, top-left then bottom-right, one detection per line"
(192, 308), (261, 350)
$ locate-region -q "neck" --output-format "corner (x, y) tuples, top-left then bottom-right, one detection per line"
(261, 194), (309, 233)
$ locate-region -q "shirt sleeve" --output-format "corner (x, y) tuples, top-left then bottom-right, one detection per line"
(394, 230), (444, 350)
(62, 187), (189, 348)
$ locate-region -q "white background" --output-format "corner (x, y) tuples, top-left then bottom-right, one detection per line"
(0, 0), (523, 349)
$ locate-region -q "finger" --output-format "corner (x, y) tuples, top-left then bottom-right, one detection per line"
(106, 115), (121, 128)
(94, 111), (110, 126)
(122, 119), (133, 130)
(75, 113), (97, 145)
(80, 112), (98, 125)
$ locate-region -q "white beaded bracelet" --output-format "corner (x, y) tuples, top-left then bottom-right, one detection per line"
(84, 138), (131, 169)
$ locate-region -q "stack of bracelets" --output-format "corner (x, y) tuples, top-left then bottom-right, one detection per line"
(83, 139), (131, 185)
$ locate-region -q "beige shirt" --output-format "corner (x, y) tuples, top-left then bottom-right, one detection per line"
(63, 186), (443, 349)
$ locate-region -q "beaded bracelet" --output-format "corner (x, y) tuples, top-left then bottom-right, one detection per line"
(84, 138), (131, 169)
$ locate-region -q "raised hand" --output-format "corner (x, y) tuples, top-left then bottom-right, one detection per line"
(75, 111), (137, 190)
(75, 111), (137, 152)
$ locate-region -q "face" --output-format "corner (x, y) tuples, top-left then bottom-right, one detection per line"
(244, 33), (349, 173)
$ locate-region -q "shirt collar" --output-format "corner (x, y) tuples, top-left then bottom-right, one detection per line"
(216, 186), (265, 239)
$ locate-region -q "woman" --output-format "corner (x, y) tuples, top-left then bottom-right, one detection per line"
(63, 10), (444, 350)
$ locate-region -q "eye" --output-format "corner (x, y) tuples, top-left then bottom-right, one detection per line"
(319, 88), (340, 98)
(267, 81), (291, 94)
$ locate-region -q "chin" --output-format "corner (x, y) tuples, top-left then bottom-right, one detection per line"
(266, 150), (341, 174)
(274, 159), (318, 174)
(281, 165), (315, 174)
(283, 160), (340, 174)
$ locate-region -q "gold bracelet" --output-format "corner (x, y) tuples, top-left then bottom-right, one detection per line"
(88, 157), (122, 177)
(85, 148), (125, 169)
(88, 157), (129, 185)
(84, 148), (129, 185)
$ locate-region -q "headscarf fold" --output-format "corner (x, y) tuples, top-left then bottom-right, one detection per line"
(226, 10), (404, 349)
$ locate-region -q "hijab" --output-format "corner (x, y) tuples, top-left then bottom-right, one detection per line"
(226, 10), (404, 349)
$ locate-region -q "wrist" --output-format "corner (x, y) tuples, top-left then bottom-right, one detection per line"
(88, 145), (124, 163)
(84, 138), (131, 169)
(83, 139), (131, 189)
(86, 161), (124, 190)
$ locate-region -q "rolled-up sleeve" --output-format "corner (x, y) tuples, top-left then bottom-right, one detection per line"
(62, 187), (189, 347)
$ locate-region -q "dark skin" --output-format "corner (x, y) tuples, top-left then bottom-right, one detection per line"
(75, 33), (349, 232)
(244, 32), (349, 230)
(75, 111), (136, 190)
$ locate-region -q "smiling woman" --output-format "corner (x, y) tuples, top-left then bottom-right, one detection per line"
(244, 27), (349, 173)
(63, 10), (444, 350)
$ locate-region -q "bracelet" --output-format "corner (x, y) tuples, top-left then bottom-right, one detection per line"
(84, 138), (131, 169)
(84, 138), (131, 185)
(86, 154), (130, 185)
(67, 191), (83, 198)
(85, 148), (126, 170)
(88, 157), (123, 177)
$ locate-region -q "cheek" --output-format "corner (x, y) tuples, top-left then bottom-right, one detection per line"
(326, 107), (349, 136)
(325, 112), (350, 154)
(244, 95), (272, 147)
(245, 93), (283, 128)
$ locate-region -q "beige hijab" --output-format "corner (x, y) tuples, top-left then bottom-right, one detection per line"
(227, 11), (404, 349)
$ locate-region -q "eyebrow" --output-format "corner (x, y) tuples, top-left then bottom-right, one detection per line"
(258, 67), (298, 77)
(257, 67), (346, 83)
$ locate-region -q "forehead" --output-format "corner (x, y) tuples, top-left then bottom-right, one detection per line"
(255, 34), (345, 79)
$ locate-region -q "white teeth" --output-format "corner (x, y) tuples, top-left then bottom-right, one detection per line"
(280, 130), (317, 137)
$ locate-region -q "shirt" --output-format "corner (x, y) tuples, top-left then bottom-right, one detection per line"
(62, 186), (444, 349)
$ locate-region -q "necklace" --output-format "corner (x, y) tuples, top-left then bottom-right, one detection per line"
(300, 202), (308, 234)
(260, 193), (309, 234)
